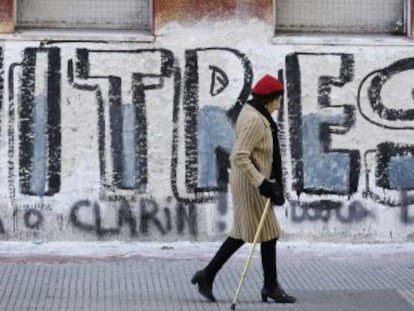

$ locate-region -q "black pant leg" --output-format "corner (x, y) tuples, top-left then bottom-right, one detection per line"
(204, 236), (245, 282)
(260, 238), (277, 289)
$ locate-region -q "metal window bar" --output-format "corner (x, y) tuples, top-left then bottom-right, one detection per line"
(16, 0), (151, 31)
(275, 0), (406, 34)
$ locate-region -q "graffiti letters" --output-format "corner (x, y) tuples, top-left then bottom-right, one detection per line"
(291, 200), (373, 223)
(23, 209), (43, 229)
(70, 198), (197, 237)
(171, 48), (253, 205)
(358, 58), (414, 129)
(1, 44), (414, 240)
(364, 143), (414, 207)
(8, 48), (61, 198)
(286, 53), (360, 196)
(400, 191), (414, 224)
(70, 49), (175, 191)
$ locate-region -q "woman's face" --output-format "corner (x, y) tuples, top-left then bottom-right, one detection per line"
(267, 96), (283, 113)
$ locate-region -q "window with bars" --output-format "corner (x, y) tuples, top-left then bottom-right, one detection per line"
(275, 0), (407, 35)
(16, 0), (152, 32)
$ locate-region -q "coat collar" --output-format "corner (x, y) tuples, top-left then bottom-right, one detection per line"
(245, 103), (271, 128)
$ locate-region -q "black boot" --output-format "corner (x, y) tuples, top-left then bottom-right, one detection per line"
(261, 285), (297, 303)
(260, 239), (296, 304)
(191, 270), (216, 302)
(191, 237), (244, 302)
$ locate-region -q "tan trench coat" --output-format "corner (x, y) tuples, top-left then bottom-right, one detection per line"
(229, 104), (281, 243)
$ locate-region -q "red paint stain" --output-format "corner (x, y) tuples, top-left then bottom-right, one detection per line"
(0, 0), (13, 19)
(154, 0), (272, 28)
(0, 0), (14, 33)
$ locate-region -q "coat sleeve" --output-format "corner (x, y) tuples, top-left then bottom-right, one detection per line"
(230, 112), (266, 188)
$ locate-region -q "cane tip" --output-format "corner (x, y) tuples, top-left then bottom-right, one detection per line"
(230, 303), (236, 310)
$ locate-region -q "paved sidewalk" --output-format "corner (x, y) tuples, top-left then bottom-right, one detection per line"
(0, 241), (413, 311)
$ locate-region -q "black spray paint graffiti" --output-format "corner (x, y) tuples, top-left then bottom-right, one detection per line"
(291, 200), (374, 223)
(8, 47), (61, 198)
(68, 47), (252, 233)
(209, 65), (229, 96)
(357, 58), (414, 207)
(69, 198), (197, 237)
(0, 198), (198, 236)
(23, 209), (44, 229)
(5, 46), (253, 235)
(2, 47), (414, 237)
(400, 191), (414, 224)
(364, 143), (414, 207)
(169, 48), (253, 232)
(69, 49), (175, 191)
(285, 53), (360, 196)
(358, 58), (414, 130)
(285, 52), (414, 211)
(171, 47), (253, 206)
(7, 208), (47, 233)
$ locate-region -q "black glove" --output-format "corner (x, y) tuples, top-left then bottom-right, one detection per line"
(258, 179), (285, 205)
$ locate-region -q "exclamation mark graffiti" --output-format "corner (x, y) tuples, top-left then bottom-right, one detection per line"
(215, 147), (230, 231)
(400, 190), (414, 224)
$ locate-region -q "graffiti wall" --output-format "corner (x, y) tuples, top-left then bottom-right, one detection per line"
(0, 19), (413, 242)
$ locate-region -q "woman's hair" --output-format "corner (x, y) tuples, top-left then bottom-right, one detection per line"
(252, 90), (283, 105)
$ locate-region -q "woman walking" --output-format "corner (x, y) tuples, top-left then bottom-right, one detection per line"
(191, 74), (296, 304)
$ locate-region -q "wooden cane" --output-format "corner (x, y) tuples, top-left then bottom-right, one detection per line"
(230, 198), (272, 310)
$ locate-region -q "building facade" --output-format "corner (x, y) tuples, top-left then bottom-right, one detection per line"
(0, 0), (413, 242)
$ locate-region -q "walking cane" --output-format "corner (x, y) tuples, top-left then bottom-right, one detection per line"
(230, 198), (272, 310)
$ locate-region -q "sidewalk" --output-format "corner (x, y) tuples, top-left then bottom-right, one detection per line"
(0, 241), (413, 311)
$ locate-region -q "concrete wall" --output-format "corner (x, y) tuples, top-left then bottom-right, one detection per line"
(0, 1), (413, 242)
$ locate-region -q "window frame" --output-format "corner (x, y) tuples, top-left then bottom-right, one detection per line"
(273, 0), (414, 41)
(9, 0), (155, 42)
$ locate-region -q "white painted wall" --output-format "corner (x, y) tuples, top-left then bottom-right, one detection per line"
(0, 19), (413, 242)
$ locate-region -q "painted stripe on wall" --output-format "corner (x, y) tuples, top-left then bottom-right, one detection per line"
(0, 0), (14, 33)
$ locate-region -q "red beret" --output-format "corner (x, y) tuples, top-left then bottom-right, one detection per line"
(251, 74), (284, 95)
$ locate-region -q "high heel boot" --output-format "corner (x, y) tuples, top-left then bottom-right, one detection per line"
(261, 285), (297, 303)
(191, 237), (244, 302)
(260, 239), (296, 304)
(191, 270), (216, 302)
